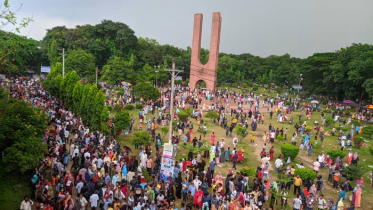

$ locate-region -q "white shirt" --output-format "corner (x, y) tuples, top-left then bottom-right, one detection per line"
(76, 182), (84, 193)
(79, 197), (88, 210)
(90, 194), (99, 207)
(193, 179), (202, 188)
(20, 200), (33, 210)
(275, 159), (283, 168)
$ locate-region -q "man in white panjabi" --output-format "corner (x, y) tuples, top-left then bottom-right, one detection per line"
(140, 151), (148, 168)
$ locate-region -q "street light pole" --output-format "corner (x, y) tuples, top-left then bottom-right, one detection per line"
(298, 74), (303, 93)
(154, 66), (159, 88)
(165, 59), (183, 143)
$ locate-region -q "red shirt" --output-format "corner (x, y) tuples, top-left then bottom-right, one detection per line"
(258, 170), (263, 179)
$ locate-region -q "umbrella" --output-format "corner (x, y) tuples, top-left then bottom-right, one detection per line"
(343, 99), (355, 104)
(123, 146), (132, 154)
(365, 105), (373, 109)
(121, 81), (131, 86)
(100, 81), (105, 85)
(311, 100), (319, 104)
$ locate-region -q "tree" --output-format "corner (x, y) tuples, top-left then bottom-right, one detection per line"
(161, 126), (169, 139)
(90, 89), (105, 131)
(177, 111), (189, 122)
(131, 131), (152, 147)
(281, 144), (299, 160)
(101, 56), (135, 84)
(0, 95), (48, 173)
(343, 165), (369, 181)
(61, 71), (80, 110)
(65, 49), (96, 81)
(363, 125), (373, 138)
(100, 105), (109, 134)
(113, 111), (131, 133)
(205, 110), (219, 122)
(72, 81), (83, 115)
(47, 40), (60, 66)
(0, 0), (33, 64)
(132, 82), (160, 101)
(234, 126), (248, 142)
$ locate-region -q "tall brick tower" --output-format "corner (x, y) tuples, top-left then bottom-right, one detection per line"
(189, 12), (222, 91)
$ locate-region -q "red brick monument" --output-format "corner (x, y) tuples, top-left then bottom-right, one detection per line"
(189, 12), (222, 91)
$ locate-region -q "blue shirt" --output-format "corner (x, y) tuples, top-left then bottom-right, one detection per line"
(210, 161), (217, 171)
(188, 185), (196, 196)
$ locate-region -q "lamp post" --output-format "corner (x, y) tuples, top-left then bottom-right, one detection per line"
(154, 65), (160, 88)
(298, 74), (303, 93)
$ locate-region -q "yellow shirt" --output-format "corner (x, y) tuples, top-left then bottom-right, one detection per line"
(293, 177), (302, 186)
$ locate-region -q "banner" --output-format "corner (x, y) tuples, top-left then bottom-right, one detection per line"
(159, 156), (175, 183)
(162, 143), (173, 157)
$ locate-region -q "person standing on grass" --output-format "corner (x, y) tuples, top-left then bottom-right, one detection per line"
(293, 175), (302, 196)
(20, 196), (33, 210)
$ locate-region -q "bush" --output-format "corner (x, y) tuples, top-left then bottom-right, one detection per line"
(285, 101), (291, 106)
(264, 84), (269, 89)
(232, 82), (238, 88)
(326, 150), (346, 161)
(240, 167), (256, 177)
(242, 83), (248, 88)
(321, 100), (327, 105)
(106, 105), (112, 112)
(118, 91), (124, 96)
(281, 144), (299, 160)
(369, 146), (373, 156)
(252, 86), (258, 91)
(113, 86), (119, 91)
(142, 168), (152, 182)
(136, 104), (143, 109)
(295, 168), (317, 181)
(114, 104), (123, 112)
(125, 104), (134, 110)
(353, 136), (364, 149)
(277, 135), (285, 141)
(177, 111), (189, 122)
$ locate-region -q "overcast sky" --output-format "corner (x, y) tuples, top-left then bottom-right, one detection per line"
(7, 0), (373, 58)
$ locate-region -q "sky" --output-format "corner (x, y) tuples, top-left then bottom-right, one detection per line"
(6, 0), (373, 58)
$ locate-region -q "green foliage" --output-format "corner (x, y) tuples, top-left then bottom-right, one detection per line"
(240, 167), (256, 177)
(343, 165), (369, 181)
(161, 126), (169, 138)
(142, 168), (152, 182)
(65, 49), (96, 81)
(72, 81), (83, 115)
(252, 86), (258, 91)
(295, 168), (317, 181)
(181, 140), (210, 154)
(0, 96), (48, 173)
(305, 126), (312, 131)
(113, 111), (131, 132)
(125, 104), (134, 110)
(101, 56), (135, 84)
(177, 111), (189, 122)
(114, 104), (123, 112)
(106, 105), (112, 112)
(281, 144), (299, 160)
(118, 91), (124, 96)
(132, 131), (152, 147)
(325, 118), (334, 127)
(363, 125), (373, 138)
(353, 136), (364, 149)
(136, 104), (143, 109)
(234, 125), (248, 141)
(184, 107), (193, 117)
(132, 82), (160, 101)
(368, 146), (373, 156)
(100, 105), (109, 134)
(326, 150), (346, 161)
(277, 135), (285, 141)
(205, 110), (219, 121)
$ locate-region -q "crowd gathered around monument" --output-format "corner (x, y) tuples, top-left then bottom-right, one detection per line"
(4, 78), (372, 210)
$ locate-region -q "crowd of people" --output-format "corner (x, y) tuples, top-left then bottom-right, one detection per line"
(2, 78), (370, 210)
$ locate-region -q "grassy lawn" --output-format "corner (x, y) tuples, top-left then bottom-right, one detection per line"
(110, 87), (373, 208)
